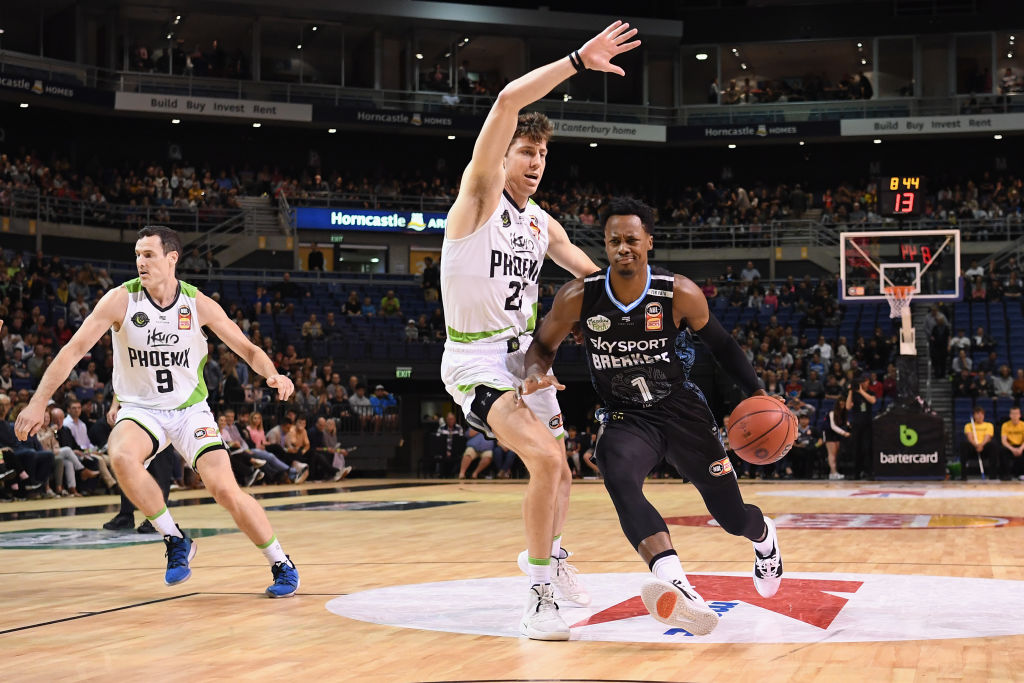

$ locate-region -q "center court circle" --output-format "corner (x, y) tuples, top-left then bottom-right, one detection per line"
(326, 572), (1024, 643)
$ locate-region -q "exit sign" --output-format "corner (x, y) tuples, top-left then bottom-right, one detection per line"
(395, 366), (412, 378)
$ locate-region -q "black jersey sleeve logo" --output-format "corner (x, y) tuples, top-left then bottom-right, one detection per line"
(131, 311), (150, 328)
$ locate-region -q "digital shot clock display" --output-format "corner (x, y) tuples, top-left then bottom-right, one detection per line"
(878, 176), (924, 216)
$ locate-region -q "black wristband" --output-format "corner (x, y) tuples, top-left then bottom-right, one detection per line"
(569, 50), (586, 74)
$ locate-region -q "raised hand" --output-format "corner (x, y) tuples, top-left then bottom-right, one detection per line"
(577, 20), (642, 77)
(266, 374), (295, 401)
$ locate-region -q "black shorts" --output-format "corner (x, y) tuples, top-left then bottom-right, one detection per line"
(596, 381), (732, 481)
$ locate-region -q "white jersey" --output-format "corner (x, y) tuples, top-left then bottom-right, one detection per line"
(441, 191), (550, 344)
(112, 278), (209, 410)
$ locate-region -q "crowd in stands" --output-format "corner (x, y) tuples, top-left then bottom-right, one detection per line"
(710, 71), (874, 105)
(0, 249), (403, 502)
(126, 39), (249, 79)
(6, 151), (1024, 242)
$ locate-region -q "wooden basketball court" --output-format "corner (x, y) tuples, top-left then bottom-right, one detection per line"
(1, 478), (1022, 681)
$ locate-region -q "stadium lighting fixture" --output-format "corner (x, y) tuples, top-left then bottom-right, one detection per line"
(732, 48), (738, 54)
(0, 29), (6, 34)
(873, 138), (882, 144)
(370, 257), (380, 263)
(19, 103), (28, 108)
(311, 25), (318, 31)
(857, 42), (863, 48)
(252, 122), (261, 128)
(799, 141), (805, 146)
(447, 135), (456, 140)
(994, 134), (1004, 140)
(328, 128), (337, 134)
(171, 118), (180, 124)
(415, 53), (423, 60)
(728, 144), (737, 149)
(166, 33), (172, 39)
(443, 51), (450, 58)
(589, 142), (598, 148)
(695, 52), (708, 61)
(740, 63), (747, 70)
(1008, 52), (1014, 59)
(563, 93), (572, 102)
(296, 44), (302, 50)
(861, 58), (867, 65)
(338, 257), (344, 262)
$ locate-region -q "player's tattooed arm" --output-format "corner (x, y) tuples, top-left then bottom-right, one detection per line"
(520, 278), (585, 396)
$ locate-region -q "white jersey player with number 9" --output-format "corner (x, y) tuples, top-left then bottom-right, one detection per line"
(440, 20), (641, 640)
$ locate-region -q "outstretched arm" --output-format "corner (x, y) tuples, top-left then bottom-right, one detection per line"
(197, 291), (294, 401)
(445, 21), (640, 239)
(547, 216), (601, 278)
(673, 274), (763, 396)
(521, 278), (585, 394)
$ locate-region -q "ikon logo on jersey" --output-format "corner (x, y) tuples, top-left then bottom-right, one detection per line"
(194, 427), (218, 439)
(645, 302), (663, 331)
(178, 305), (191, 330)
(587, 315), (611, 332)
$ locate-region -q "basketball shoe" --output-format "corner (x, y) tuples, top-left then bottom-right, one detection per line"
(517, 549), (591, 606)
(266, 557), (300, 598)
(752, 516), (783, 598)
(163, 527), (196, 586)
(639, 578), (719, 635)
(520, 583), (570, 641)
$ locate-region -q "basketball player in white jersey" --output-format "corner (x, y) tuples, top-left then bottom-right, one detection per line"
(16, 226), (300, 597)
(441, 20), (640, 639)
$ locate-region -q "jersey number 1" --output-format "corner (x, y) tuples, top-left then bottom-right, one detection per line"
(156, 369), (174, 394)
(631, 376), (653, 402)
(504, 281), (526, 311)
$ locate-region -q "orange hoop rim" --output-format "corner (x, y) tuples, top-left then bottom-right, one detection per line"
(883, 285), (915, 299)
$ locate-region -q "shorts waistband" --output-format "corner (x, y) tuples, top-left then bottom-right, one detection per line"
(445, 335), (527, 355)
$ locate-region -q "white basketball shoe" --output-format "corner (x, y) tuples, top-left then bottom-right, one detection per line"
(639, 578), (719, 635)
(520, 583), (570, 641)
(753, 516), (783, 598)
(517, 549), (591, 606)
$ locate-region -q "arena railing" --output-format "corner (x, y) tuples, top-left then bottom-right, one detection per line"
(4, 190), (243, 233)
(4, 49), (1024, 125)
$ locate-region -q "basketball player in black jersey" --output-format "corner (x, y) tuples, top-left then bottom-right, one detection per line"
(521, 198), (783, 635)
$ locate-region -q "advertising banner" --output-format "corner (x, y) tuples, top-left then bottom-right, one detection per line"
(0, 74), (111, 105)
(840, 113), (1024, 137)
(669, 120), (840, 141)
(322, 107), (484, 130)
(550, 118), (666, 142)
(114, 92), (312, 122)
(872, 408), (946, 480)
(294, 207), (446, 233)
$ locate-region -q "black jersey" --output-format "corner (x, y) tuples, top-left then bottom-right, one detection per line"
(580, 265), (687, 409)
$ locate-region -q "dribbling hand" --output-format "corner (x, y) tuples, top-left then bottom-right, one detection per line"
(14, 403), (46, 441)
(577, 21), (642, 77)
(518, 373), (566, 399)
(266, 374), (295, 401)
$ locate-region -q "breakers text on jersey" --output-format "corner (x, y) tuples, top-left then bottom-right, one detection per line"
(589, 336), (671, 370)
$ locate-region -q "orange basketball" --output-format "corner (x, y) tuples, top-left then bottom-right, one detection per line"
(727, 395), (798, 466)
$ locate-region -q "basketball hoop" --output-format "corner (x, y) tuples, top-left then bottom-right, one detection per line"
(884, 285), (915, 320)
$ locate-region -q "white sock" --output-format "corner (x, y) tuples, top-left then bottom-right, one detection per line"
(258, 535), (288, 565)
(651, 553), (689, 584)
(148, 507), (182, 538)
(551, 535), (564, 560)
(527, 556), (552, 585)
(753, 517), (776, 555)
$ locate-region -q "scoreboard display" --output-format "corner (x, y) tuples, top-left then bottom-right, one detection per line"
(878, 176), (924, 216)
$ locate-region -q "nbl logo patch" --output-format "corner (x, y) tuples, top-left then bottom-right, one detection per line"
(178, 304), (192, 330)
(645, 302), (663, 332)
(194, 427), (218, 440)
(709, 456), (734, 477)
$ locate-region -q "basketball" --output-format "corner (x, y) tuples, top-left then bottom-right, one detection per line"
(727, 395), (798, 466)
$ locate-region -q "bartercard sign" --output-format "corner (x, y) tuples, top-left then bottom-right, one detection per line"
(840, 113), (1024, 136)
(294, 207), (447, 233)
(550, 118), (666, 142)
(114, 92), (312, 122)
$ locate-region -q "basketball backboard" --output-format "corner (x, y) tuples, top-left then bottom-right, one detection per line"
(839, 229), (962, 303)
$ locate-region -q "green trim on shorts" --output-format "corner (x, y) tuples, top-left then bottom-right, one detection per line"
(456, 382), (515, 394)
(447, 324), (514, 343)
(147, 505), (168, 521)
(116, 417), (160, 457)
(257, 535), (277, 549)
(527, 556), (551, 566)
(554, 432), (564, 440)
(553, 534), (561, 542)
(175, 355), (210, 409)
(191, 441), (225, 469)
(525, 302), (539, 333)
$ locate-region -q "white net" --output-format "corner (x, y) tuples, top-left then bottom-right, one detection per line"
(884, 286), (914, 319)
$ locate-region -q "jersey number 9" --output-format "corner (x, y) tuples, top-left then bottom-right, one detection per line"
(156, 369), (174, 393)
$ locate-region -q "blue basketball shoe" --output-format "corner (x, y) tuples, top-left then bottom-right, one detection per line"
(163, 528), (196, 586)
(266, 556), (300, 598)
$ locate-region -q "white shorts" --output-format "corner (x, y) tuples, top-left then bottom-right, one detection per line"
(441, 336), (565, 440)
(116, 402), (225, 469)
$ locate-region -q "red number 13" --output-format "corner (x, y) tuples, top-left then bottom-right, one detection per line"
(894, 192), (915, 213)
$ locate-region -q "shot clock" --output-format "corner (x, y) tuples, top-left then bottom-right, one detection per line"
(878, 176), (924, 216)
